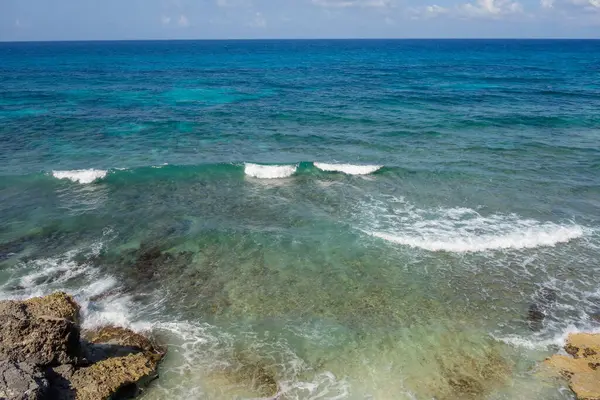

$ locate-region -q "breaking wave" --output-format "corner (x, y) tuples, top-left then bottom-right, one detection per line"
(244, 163), (298, 179)
(52, 169), (108, 184)
(314, 163), (382, 175)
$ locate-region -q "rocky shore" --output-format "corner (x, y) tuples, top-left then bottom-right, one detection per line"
(1, 291), (599, 400)
(0, 292), (165, 400)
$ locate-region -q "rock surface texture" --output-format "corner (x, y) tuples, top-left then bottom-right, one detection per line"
(0, 292), (165, 400)
(544, 333), (600, 400)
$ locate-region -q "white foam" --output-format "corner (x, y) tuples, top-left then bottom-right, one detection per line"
(357, 197), (589, 253)
(0, 239), (151, 333)
(314, 162), (382, 175)
(18, 257), (89, 290)
(52, 169), (107, 184)
(369, 224), (585, 253)
(244, 163), (297, 179)
(150, 320), (350, 400)
(495, 325), (600, 350)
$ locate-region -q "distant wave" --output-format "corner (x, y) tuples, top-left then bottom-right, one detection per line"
(52, 169), (108, 184)
(244, 163), (297, 179)
(41, 161), (386, 184)
(357, 198), (589, 253)
(314, 163), (382, 175)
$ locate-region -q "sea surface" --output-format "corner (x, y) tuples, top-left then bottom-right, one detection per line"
(1, 39), (600, 399)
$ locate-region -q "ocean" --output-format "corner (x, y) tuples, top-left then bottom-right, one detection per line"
(1, 39), (599, 399)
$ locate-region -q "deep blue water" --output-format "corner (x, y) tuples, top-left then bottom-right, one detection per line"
(1, 40), (600, 399)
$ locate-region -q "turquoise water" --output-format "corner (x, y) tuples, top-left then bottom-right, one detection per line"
(1, 39), (600, 399)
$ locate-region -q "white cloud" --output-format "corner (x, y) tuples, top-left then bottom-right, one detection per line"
(312, 0), (392, 8)
(161, 15), (172, 25)
(426, 4), (450, 15)
(178, 14), (190, 27)
(409, 4), (449, 19)
(540, 0), (600, 13)
(413, 0), (520, 19)
(216, 0), (252, 7)
(459, 0), (523, 17)
(570, 0), (600, 8)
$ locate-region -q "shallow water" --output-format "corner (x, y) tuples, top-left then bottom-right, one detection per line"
(1, 39), (600, 399)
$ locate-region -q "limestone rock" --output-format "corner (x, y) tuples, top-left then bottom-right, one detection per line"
(0, 293), (165, 400)
(83, 326), (165, 367)
(23, 292), (80, 324)
(570, 371), (600, 400)
(565, 333), (600, 360)
(70, 354), (156, 400)
(544, 333), (600, 400)
(0, 361), (49, 400)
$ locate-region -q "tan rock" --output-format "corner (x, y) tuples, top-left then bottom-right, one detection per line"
(544, 355), (591, 377)
(544, 333), (600, 400)
(23, 292), (80, 324)
(565, 333), (600, 360)
(570, 371), (600, 400)
(83, 326), (165, 367)
(70, 354), (156, 400)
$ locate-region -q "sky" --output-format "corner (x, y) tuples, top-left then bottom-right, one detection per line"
(0, 0), (599, 41)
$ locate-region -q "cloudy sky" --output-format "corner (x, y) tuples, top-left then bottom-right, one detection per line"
(1, 0), (599, 41)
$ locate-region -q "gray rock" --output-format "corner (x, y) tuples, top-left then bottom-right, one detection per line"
(0, 361), (48, 400)
(44, 364), (75, 400)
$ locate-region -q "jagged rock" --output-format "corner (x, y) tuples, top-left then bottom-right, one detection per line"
(23, 292), (80, 324)
(544, 333), (600, 400)
(0, 293), (81, 366)
(0, 292), (165, 400)
(0, 361), (49, 400)
(69, 354), (156, 400)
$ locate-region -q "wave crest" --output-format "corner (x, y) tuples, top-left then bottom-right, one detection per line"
(368, 224), (585, 253)
(52, 169), (107, 184)
(314, 163), (382, 175)
(244, 163), (297, 179)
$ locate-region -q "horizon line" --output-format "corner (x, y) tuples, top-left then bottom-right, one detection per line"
(2, 37), (600, 44)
